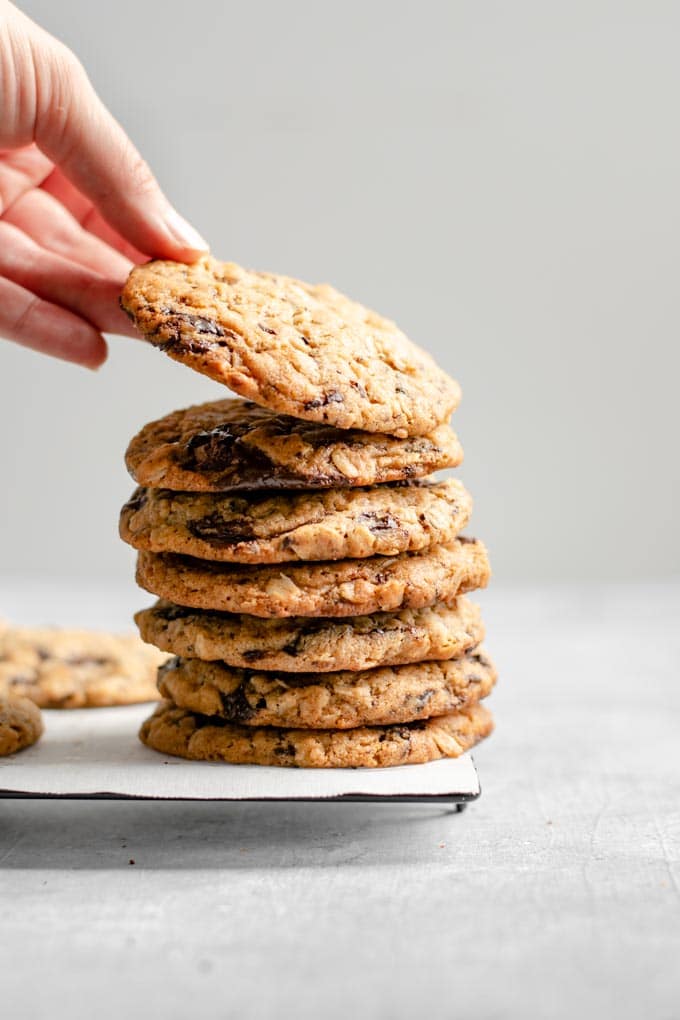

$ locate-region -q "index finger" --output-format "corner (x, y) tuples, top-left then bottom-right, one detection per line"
(29, 28), (208, 261)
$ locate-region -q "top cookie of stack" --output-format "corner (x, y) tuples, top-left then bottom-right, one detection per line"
(120, 256), (495, 768)
(120, 257), (460, 437)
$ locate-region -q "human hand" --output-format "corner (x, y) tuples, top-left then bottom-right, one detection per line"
(0, 1), (208, 368)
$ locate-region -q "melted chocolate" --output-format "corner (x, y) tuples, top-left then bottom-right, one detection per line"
(218, 685), (256, 723)
(358, 511), (401, 533)
(187, 512), (257, 546)
(304, 390), (345, 411)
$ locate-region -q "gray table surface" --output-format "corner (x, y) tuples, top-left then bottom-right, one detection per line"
(1, 582), (679, 1020)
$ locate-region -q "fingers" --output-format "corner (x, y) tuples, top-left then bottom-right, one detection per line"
(30, 38), (208, 262)
(0, 275), (107, 369)
(0, 144), (53, 214)
(0, 220), (137, 337)
(4, 186), (134, 278)
(40, 167), (147, 263)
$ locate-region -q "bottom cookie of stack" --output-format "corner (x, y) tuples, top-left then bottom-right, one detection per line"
(140, 699), (494, 769)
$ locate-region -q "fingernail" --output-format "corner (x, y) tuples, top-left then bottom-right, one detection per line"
(163, 208), (209, 253)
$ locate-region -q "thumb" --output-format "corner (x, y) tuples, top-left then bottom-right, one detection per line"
(28, 26), (208, 261)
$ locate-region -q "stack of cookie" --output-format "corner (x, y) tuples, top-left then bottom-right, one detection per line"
(119, 257), (496, 768)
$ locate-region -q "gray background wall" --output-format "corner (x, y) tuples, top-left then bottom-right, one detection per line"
(2, 0), (678, 583)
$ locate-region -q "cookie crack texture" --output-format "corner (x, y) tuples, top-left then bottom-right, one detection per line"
(120, 257), (461, 437)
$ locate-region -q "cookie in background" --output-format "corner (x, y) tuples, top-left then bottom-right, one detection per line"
(0, 696), (43, 756)
(0, 621), (166, 709)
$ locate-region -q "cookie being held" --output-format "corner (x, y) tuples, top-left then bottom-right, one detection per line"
(121, 257), (461, 437)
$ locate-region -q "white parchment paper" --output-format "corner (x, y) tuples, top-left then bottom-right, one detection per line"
(0, 704), (480, 800)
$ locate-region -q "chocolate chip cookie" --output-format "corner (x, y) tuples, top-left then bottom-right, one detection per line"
(135, 597), (484, 672)
(135, 537), (490, 617)
(121, 479), (472, 564)
(0, 696), (43, 756)
(139, 699), (493, 768)
(125, 398), (463, 492)
(121, 258), (461, 437)
(157, 646), (496, 729)
(0, 622), (166, 708)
